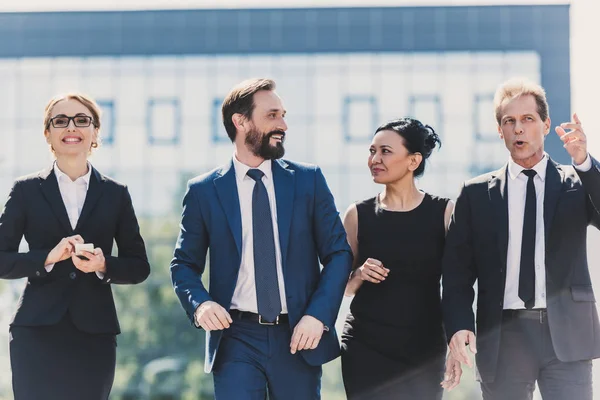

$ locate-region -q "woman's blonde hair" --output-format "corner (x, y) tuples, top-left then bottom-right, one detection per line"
(43, 93), (102, 151)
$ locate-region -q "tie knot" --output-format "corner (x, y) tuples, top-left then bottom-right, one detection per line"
(522, 169), (537, 179)
(247, 168), (265, 182)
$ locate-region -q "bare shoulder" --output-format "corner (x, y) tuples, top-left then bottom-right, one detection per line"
(343, 203), (358, 225)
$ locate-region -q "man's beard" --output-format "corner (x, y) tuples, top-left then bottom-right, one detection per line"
(245, 128), (285, 160)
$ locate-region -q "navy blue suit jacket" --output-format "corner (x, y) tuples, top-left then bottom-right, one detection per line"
(0, 166), (150, 334)
(170, 159), (353, 372)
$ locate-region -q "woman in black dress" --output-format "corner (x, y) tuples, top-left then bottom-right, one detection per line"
(341, 118), (462, 399)
(0, 93), (150, 399)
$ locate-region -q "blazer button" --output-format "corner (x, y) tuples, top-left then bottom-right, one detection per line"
(35, 271), (41, 277)
(69, 272), (77, 280)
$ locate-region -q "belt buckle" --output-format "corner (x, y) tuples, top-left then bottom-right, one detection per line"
(259, 315), (279, 325)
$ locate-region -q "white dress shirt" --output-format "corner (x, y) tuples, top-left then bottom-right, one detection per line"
(230, 157), (288, 314)
(45, 162), (104, 279)
(504, 153), (592, 309)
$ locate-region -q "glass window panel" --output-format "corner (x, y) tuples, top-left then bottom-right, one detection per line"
(148, 98), (180, 145)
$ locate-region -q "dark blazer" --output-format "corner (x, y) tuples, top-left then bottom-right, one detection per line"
(0, 165), (150, 335)
(170, 159), (353, 373)
(442, 156), (600, 382)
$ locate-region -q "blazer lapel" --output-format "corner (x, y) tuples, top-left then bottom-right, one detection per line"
(75, 167), (105, 232)
(543, 158), (563, 242)
(272, 159), (295, 269)
(39, 166), (73, 235)
(489, 165), (509, 272)
(214, 160), (242, 256)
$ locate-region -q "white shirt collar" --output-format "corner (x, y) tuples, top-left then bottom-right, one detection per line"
(507, 153), (548, 182)
(232, 155), (273, 184)
(53, 162), (93, 188)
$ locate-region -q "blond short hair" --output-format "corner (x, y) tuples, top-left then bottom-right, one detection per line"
(493, 78), (549, 125)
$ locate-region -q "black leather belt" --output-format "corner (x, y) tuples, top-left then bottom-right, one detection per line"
(229, 309), (289, 325)
(502, 309), (547, 323)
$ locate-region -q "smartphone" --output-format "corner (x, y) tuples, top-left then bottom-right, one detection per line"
(75, 243), (94, 260)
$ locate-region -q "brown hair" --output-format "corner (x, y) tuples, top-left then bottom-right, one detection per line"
(43, 93), (102, 152)
(221, 78), (276, 141)
(494, 78), (549, 125)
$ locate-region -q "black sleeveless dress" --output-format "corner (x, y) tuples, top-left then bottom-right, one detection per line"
(341, 193), (449, 400)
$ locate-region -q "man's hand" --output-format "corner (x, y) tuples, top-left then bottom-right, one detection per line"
(449, 330), (477, 368)
(440, 353), (463, 391)
(194, 301), (232, 331)
(290, 315), (324, 354)
(556, 113), (588, 165)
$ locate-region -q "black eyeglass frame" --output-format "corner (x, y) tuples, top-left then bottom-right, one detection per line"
(47, 115), (97, 129)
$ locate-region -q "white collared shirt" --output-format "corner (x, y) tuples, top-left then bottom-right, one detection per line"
(53, 162), (92, 230)
(45, 162), (103, 279)
(230, 156), (288, 314)
(504, 153), (592, 309)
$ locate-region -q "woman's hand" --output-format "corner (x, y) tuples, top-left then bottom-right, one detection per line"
(71, 247), (107, 274)
(355, 258), (389, 283)
(44, 235), (84, 265)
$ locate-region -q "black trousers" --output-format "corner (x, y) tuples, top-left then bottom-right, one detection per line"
(10, 313), (116, 400)
(481, 309), (593, 400)
(341, 337), (444, 400)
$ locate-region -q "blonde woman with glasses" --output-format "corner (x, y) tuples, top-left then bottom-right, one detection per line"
(0, 93), (150, 400)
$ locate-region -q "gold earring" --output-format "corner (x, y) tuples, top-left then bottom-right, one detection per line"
(91, 142), (98, 148)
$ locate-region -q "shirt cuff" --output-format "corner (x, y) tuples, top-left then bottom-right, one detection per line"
(44, 263), (55, 273)
(574, 153), (592, 172)
(96, 272), (105, 280)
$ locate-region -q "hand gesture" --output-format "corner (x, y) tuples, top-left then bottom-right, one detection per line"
(194, 301), (232, 331)
(290, 315), (324, 354)
(45, 235), (84, 265)
(71, 247), (107, 274)
(440, 352), (463, 391)
(556, 113), (588, 165)
(355, 258), (389, 284)
(448, 330), (477, 368)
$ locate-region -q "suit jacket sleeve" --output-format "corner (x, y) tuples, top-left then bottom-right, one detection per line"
(442, 182), (477, 341)
(303, 167), (353, 329)
(575, 155), (600, 229)
(0, 181), (50, 280)
(170, 182), (212, 325)
(101, 186), (150, 285)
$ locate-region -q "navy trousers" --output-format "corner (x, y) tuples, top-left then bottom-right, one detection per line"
(213, 317), (322, 400)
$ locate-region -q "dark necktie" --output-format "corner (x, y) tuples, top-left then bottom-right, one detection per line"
(246, 169), (282, 322)
(519, 169), (537, 309)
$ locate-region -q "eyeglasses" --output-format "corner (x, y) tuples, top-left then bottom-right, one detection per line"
(47, 115), (95, 129)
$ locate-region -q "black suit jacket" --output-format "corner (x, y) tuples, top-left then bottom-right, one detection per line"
(0, 166), (150, 334)
(442, 156), (600, 382)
